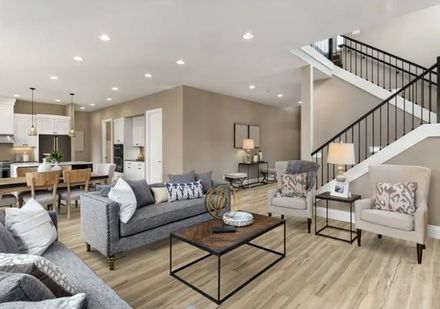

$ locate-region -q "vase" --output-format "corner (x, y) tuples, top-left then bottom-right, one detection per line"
(38, 158), (52, 172)
(51, 162), (62, 171)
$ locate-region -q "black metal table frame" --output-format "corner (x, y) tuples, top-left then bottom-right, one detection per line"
(314, 197), (359, 244)
(238, 161), (269, 189)
(169, 221), (286, 305)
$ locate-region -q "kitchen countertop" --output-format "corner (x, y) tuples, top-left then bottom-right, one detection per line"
(10, 161), (93, 177)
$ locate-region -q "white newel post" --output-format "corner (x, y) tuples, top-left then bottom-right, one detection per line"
(300, 65), (314, 160)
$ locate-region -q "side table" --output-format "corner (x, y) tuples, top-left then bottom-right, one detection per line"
(314, 192), (361, 243)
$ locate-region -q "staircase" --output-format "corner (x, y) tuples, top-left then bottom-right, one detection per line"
(293, 35), (440, 192)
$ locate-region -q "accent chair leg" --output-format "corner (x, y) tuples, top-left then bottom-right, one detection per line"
(75, 200), (78, 208)
(281, 215), (284, 220)
(108, 256), (115, 270)
(86, 243), (91, 252)
(67, 199), (71, 219)
(378, 234), (382, 239)
(423, 244), (426, 250)
(417, 244), (423, 264)
(357, 229), (362, 247)
(307, 218), (312, 234)
(268, 212), (272, 217)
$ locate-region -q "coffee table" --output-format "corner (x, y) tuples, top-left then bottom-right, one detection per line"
(169, 213), (286, 304)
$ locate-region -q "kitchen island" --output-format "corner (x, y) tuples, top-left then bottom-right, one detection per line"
(10, 161), (93, 177)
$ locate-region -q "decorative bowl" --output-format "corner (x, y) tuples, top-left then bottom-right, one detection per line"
(223, 211), (253, 227)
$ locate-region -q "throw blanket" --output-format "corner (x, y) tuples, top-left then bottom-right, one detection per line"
(286, 160), (320, 190)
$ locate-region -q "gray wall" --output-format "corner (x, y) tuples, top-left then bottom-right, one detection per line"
(182, 86), (300, 179)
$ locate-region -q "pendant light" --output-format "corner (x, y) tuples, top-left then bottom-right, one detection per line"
(69, 93), (75, 137)
(28, 87), (37, 136)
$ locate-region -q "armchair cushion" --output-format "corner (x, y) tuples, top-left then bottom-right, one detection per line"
(374, 182), (417, 215)
(271, 196), (306, 210)
(280, 173), (307, 198)
(360, 209), (414, 231)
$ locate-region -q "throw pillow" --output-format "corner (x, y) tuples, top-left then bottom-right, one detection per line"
(5, 199), (57, 256)
(0, 293), (87, 309)
(281, 173), (307, 198)
(166, 181), (204, 202)
(95, 184), (112, 197)
(0, 223), (19, 254)
(196, 171), (213, 193)
(151, 187), (168, 203)
(168, 170), (196, 183)
(108, 178), (137, 224)
(0, 271), (55, 302)
(375, 182), (417, 215)
(126, 179), (155, 208)
(0, 253), (76, 297)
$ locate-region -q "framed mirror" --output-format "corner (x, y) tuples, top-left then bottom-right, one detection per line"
(249, 125), (260, 148)
(234, 123), (248, 148)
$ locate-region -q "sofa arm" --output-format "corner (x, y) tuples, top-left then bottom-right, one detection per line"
(80, 193), (120, 257)
(48, 211), (58, 231)
(414, 205), (428, 244)
(267, 188), (278, 205)
(355, 198), (374, 222)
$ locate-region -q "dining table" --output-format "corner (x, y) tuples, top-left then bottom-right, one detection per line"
(0, 173), (109, 194)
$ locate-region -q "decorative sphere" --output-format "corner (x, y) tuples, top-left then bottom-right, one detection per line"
(205, 184), (233, 219)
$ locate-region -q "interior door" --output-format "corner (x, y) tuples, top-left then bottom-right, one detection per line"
(146, 109), (162, 183)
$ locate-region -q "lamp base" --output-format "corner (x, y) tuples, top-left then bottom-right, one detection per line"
(336, 165), (346, 182)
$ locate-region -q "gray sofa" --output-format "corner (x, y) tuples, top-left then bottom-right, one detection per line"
(80, 180), (228, 270)
(0, 212), (130, 308)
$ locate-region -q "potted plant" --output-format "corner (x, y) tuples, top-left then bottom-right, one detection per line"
(48, 150), (63, 171)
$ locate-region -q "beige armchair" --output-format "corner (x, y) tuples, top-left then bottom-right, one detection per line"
(355, 164), (431, 264)
(267, 161), (314, 233)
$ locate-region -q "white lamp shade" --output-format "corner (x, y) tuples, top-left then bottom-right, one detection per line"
(242, 138), (255, 150)
(327, 143), (355, 165)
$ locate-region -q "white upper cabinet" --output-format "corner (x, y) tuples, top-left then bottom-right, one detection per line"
(132, 116), (145, 147)
(14, 114), (37, 147)
(113, 118), (125, 144)
(0, 100), (15, 135)
(36, 115), (70, 135)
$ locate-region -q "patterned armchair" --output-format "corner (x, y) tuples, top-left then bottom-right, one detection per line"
(267, 161), (315, 233)
(355, 165), (431, 264)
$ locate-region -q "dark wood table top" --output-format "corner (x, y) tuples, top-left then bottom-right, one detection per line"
(238, 161), (268, 165)
(315, 191), (361, 203)
(172, 213), (284, 255)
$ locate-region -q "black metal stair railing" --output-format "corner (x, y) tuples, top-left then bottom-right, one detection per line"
(312, 60), (439, 188)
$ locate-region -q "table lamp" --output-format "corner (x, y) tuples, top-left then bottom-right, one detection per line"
(242, 138), (254, 163)
(327, 142), (355, 182)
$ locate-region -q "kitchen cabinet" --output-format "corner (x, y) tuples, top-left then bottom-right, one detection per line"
(113, 118), (125, 144)
(124, 161), (145, 180)
(132, 116), (145, 147)
(14, 114), (37, 147)
(36, 116), (70, 135)
(0, 101), (14, 135)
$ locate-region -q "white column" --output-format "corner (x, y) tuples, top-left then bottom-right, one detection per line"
(301, 65), (314, 160)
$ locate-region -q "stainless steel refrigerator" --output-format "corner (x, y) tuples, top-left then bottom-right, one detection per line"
(38, 135), (71, 162)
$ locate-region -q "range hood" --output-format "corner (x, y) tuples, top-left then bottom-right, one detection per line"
(0, 135), (14, 144)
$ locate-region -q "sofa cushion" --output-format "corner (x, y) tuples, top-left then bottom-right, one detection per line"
(0, 271), (55, 302)
(108, 178), (137, 224)
(195, 171), (213, 193)
(120, 198), (207, 237)
(361, 209), (414, 231)
(168, 170), (196, 183)
(0, 293), (87, 309)
(0, 222), (19, 253)
(126, 179), (155, 208)
(271, 196), (306, 210)
(42, 242), (130, 308)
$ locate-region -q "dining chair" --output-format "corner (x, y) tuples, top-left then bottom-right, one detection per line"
(0, 193), (17, 208)
(22, 171), (60, 211)
(59, 169), (91, 219)
(94, 163), (116, 185)
(16, 166), (38, 177)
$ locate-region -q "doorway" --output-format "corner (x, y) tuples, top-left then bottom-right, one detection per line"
(145, 108), (163, 183)
(102, 119), (113, 163)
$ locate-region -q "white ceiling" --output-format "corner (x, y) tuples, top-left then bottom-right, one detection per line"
(0, 0), (438, 111)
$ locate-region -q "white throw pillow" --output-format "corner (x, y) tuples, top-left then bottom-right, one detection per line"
(108, 178), (137, 223)
(151, 187), (169, 204)
(5, 199), (57, 256)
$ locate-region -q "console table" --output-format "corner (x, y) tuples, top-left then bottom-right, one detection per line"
(238, 161), (269, 188)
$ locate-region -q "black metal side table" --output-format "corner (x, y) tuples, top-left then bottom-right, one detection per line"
(314, 192), (361, 244)
(238, 161), (269, 188)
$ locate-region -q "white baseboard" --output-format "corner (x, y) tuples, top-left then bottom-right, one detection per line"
(315, 206), (440, 239)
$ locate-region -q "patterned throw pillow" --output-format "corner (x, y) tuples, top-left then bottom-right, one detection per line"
(280, 173), (307, 198)
(374, 182), (417, 215)
(166, 181), (204, 202)
(0, 253), (76, 297)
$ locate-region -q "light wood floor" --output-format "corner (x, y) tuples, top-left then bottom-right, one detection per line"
(57, 184), (440, 309)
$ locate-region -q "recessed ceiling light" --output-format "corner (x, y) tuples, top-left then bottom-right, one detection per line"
(80, 106), (85, 110)
(277, 93), (284, 98)
(176, 59), (185, 65)
(98, 34), (111, 42)
(50, 76), (59, 80)
(249, 84), (255, 89)
(242, 32), (255, 40)
(90, 103), (95, 106)
(298, 100), (303, 104)
(144, 73), (153, 78)
(106, 97), (112, 101)
(54, 99), (61, 102)
(13, 94), (20, 98)
(112, 87), (118, 91)
(73, 56), (84, 62)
